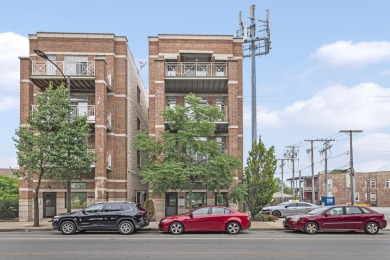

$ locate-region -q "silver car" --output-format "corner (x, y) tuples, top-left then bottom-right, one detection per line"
(261, 202), (320, 217)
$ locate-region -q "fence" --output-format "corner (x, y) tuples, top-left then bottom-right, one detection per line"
(0, 195), (19, 220)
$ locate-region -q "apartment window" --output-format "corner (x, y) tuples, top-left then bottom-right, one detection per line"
(327, 192), (333, 197)
(137, 117), (141, 131)
(215, 192), (228, 207)
(137, 86), (141, 104)
(386, 180), (390, 189)
(137, 150), (141, 167)
(355, 192), (359, 202)
(215, 137), (226, 153)
(327, 179), (332, 188)
(167, 97), (176, 108)
(64, 56), (88, 75)
(71, 182), (87, 189)
(370, 179), (376, 188)
(370, 192), (376, 202)
(186, 192), (206, 208)
(65, 192), (87, 209)
(365, 193), (367, 201)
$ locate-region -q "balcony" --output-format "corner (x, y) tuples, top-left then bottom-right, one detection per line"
(164, 105), (228, 133)
(31, 105), (95, 123)
(31, 60), (96, 90)
(70, 105), (95, 123)
(165, 62), (228, 92)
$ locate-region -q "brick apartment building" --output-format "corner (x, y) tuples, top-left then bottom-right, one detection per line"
(148, 34), (243, 220)
(297, 171), (390, 207)
(18, 32), (148, 221)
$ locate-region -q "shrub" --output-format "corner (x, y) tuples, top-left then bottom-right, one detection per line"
(0, 196), (19, 220)
(143, 199), (155, 221)
(253, 213), (278, 222)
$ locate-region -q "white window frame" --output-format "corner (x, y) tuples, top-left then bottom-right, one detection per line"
(370, 192), (376, 202)
(386, 180), (390, 189)
(354, 192), (359, 202)
(327, 192), (333, 197)
(327, 179), (332, 188)
(370, 179), (376, 188)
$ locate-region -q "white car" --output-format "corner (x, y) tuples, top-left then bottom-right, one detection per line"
(261, 202), (320, 217)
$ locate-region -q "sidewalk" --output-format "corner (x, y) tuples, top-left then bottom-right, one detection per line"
(0, 219), (284, 232)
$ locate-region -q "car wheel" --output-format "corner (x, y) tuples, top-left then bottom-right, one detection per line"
(304, 222), (318, 234)
(118, 220), (135, 235)
(365, 222), (379, 234)
(169, 222), (184, 235)
(226, 222), (241, 234)
(272, 210), (281, 217)
(60, 221), (76, 235)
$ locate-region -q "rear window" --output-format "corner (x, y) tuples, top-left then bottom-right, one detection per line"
(136, 204), (147, 211)
(120, 204), (133, 211)
(360, 207), (373, 214)
(345, 207), (362, 215)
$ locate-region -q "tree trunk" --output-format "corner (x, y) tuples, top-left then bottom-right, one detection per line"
(188, 189), (193, 211)
(33, 188), (39, 227)
(67, 179), (71, 213)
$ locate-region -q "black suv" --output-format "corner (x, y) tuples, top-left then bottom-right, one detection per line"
(52, 202), (149, 235)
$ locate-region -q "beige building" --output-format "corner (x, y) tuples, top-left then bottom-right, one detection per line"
(18, 32), (148, 221)
(148, 34), (244, 220)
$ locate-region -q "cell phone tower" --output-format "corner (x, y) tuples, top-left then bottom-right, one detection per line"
(237, 5), (271, 141)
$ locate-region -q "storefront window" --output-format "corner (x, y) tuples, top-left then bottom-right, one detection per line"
(186, 192), (206, 208)
(65, 192), (87, 209)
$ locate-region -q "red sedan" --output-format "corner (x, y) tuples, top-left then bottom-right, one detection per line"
(284, 206), (387, 234)
(159, 206), (251, 235)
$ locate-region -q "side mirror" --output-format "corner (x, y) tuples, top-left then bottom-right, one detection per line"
(285, 206), (288, 208)
(82, 210), (86, 215)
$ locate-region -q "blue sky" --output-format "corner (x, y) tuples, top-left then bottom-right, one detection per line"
(1, 0), (390, 184)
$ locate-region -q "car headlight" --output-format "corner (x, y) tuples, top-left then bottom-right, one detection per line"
(290, 216), (300, 221)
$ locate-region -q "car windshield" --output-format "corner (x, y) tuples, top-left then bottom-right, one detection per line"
(307, 207), (328, 215)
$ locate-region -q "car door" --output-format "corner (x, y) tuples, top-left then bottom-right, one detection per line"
(78, 204), (104, 230)
(184, 207), (210, 231)
(296, 203), (313, 215)
(100, 203), (122, 230)
(320, 207), (345, 230)
(208, 207), (230, 231)
(283, 203), (298, 216)
(343, 206), (364, 230)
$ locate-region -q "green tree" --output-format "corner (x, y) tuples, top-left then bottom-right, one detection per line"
(244, 137), (278, 219)
(0, 176), (18, 196)
(274, 178), (293, 195)
(13, 84), (94, 226)
(134, 94), (241, 210)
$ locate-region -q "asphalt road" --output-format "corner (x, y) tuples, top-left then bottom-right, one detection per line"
(0, 230), (389, 260)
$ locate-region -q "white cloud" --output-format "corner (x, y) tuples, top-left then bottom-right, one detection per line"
(258, 82), (390, 131)
(0, 32), (28, 91)
(311, 41), (390, 67)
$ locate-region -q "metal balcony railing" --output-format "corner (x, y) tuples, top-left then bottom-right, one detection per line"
(165, 62), (227, 77)
(165, 105), (228, 122)
(32, 61), (95, 76)
(70, 105), (95, 123)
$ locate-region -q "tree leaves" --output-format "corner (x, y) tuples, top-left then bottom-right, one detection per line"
(244, 137), (278, 219)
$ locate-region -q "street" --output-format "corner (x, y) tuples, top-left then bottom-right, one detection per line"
(0, 230), (389, 260)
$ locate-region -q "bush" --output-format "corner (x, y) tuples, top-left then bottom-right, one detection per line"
(0, 196), (19, 220)
(143, 199), (155, 221)
(253, 213), (278, 222)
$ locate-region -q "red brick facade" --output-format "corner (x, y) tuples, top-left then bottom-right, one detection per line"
(301, 171), (390, 207)
(18, 32), (148, 221)
(148, 34), (243, 219)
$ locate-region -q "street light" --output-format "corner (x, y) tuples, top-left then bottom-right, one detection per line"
(34, 49), (72, 213)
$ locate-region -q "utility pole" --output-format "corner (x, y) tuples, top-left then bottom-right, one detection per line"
(304, 140), (316, 204)
(298, 170), (302, 201)
(237, 5), (271, 141)
(319, 139), (335, 200)
(284, 146), (299, 199)
(277, 159), (285, 202)
(340, 130), (363, 205)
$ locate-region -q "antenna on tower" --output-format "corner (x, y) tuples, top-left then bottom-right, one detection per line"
(236, 5), (272, 141)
